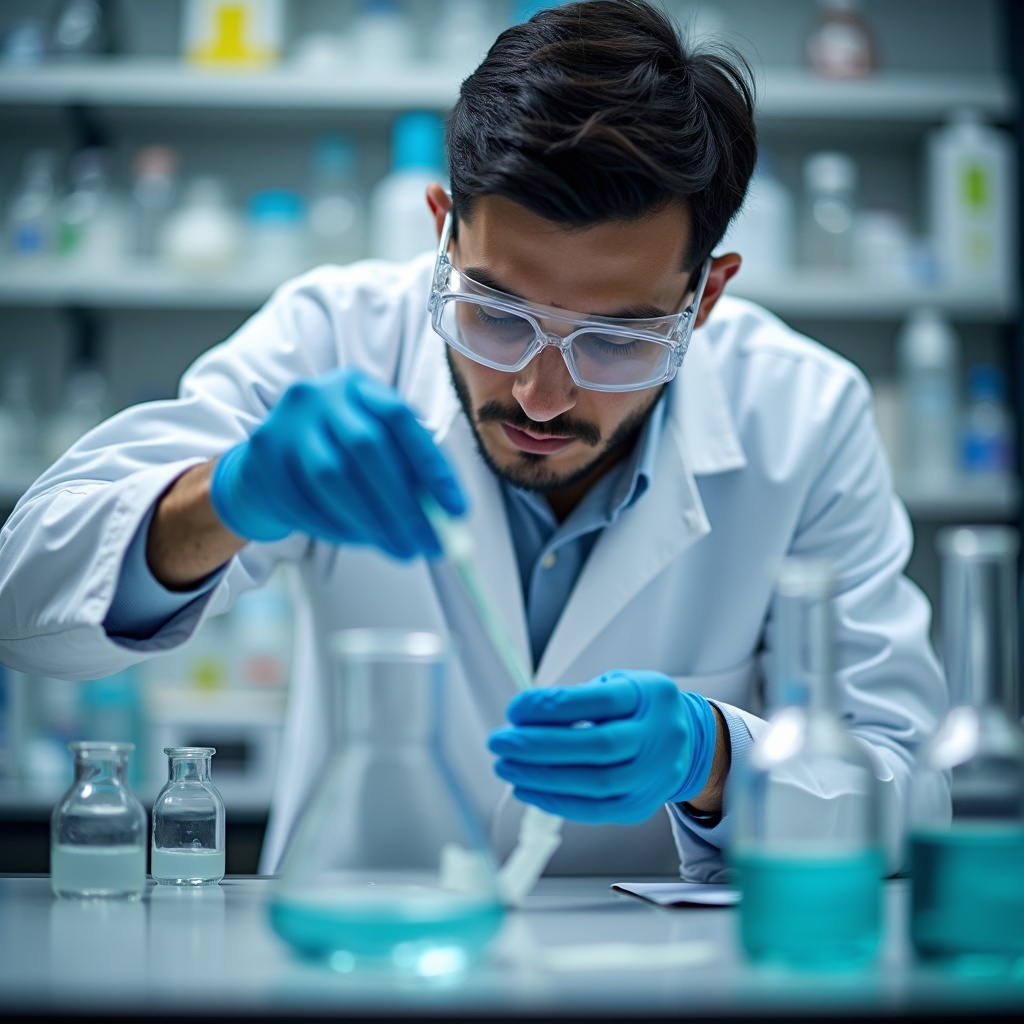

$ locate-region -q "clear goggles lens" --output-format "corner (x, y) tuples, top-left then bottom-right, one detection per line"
(436, 296), (678, 391)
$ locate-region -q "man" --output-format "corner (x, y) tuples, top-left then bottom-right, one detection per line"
(0, 0), (944, 880)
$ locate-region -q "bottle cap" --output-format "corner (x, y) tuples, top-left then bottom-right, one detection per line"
(248, 190), (305, 223)
(313, 134), (357, 177)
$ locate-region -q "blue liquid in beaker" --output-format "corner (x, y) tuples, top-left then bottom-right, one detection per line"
(910, 825), (1024, 970)
(735, 847), (884, 969)
(269, 889), (504, 970)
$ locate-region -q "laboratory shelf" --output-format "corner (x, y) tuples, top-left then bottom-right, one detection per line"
(0, 62), (1014, 122)
(898, 476), (1021, 520)
(0, 264), (1016, 321)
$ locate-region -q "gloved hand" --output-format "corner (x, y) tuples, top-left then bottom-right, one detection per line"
(210, 367), (466, 559)
(487, 671), (718, 825)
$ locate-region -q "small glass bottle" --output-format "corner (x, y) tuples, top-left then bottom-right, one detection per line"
(731, 559), (884, 969)
(269, 629), (505, 974)
(51, 741), (146, 899)
(909, 527), (1024, 968)
(152, 747), (226, 886)
(799, 151), (857, 271)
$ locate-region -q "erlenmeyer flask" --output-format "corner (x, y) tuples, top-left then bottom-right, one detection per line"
(269, 629), (505, 972)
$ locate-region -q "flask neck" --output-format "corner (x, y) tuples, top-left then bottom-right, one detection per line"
(769, 570), (837, 715)
(169, 756), (211, 783)
(940, 529), (1019, 715)
(339, 659), (442, 745)
(73, 751), (130, 786)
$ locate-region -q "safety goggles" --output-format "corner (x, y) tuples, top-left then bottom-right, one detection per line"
(427, 212), (710, 393)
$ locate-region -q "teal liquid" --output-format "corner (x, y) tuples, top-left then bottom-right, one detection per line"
(269, 889), (505, 967)
(910, 825), (1024, 969)
(734, 847), (884, 969)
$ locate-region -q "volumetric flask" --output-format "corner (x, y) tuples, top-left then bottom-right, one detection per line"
(152, 747), (226, 886)
(51, 741), (147, 899)
(269, 629), (505, 974)
(909, 527), (1024, 969)
(731, 559), (883, 969)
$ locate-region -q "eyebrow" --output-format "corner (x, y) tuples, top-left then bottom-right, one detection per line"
(462, 264), (674, 321)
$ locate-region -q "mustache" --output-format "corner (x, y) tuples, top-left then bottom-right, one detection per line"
(476, 401), (602, 447)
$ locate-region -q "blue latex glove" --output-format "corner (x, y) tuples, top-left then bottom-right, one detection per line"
(487, 670), (718, 825)
(210, 368), (466, 559)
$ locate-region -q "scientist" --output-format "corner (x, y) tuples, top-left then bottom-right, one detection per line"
(0, 0), (945, 879)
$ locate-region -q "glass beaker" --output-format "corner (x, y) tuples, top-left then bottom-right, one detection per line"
(730, 559), (883, 969)
(909, 526), (1024, 968)
(50, 741), (146, 899)
(152, 747), (226, 886)
(269, 629), (505, 973)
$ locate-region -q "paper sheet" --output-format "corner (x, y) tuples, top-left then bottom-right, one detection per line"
(611, 881), (740, 907)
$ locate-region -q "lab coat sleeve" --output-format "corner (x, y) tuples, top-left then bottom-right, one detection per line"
(0, 269), (354, 679)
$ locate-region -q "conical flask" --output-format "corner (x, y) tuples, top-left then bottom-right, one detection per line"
(730, 558), (884, 969)
(909, 526), (1024, 967)
(269, 629), (505, 972)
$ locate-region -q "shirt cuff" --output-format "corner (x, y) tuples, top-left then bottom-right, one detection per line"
(669, 701), (754, 849)
(103, 503), (225, 641)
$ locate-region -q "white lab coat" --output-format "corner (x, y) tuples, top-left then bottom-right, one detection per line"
(0, 255), (947, 879)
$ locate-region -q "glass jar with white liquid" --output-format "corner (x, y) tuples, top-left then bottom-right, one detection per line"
(152, 747), (226, 886)
(51, 741), (147, 899)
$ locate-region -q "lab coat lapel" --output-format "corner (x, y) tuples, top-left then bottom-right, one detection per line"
(535, 328), (746, 687)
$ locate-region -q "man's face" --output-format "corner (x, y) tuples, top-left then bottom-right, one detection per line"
(444, 195), (694, 502)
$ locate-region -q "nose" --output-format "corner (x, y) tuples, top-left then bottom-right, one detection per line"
(511, 340), (578, 424)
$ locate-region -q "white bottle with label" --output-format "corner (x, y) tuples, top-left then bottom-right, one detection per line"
(897, 307), (960, 492)
(927, 109), (1016, 300)
(369, 112), (446, 262)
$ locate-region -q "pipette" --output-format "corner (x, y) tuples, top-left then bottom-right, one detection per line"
(422, 497), (563, 907)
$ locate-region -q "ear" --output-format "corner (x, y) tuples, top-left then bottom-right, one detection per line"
(426, 183), (453, 244)
(694, 253), (742, 329)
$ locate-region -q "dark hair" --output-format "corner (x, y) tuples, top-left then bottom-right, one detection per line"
(446, 0), (758, 270)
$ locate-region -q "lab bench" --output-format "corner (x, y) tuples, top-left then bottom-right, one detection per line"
(0, 874), (1020, 1022)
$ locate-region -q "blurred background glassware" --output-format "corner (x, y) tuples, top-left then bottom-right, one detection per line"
(909, 527), (1024, 969)
(961, 365), (1014, 479)
(132, 145), (179, 261)
(308, 135), (364, 267)
(806, 0), (876, 79)
(7, 150), (58, 264)
(799, 151), (857, 271)
(48, 0), (119, 59)
(50, 741), (146, 899)
(269, 629), (504, 975)
(730, 559), (884, 969)
(161, 176), (240, 274)
(246, 189), (307, 275)
(152, 747), (226, 886)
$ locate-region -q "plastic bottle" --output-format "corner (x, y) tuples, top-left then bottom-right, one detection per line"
(719, 152), (794, 281)
(350, 0), (413, 72)
(369, 112), (446, 262)
(910, 527), (1024, 968)
(799, 151), (857, 271)
(961, 364), (1013, 479)
(308, 135), (364, 266)
(731, 559), (883, 969)
(246, 189), (307, 275)
(58, 147), (125, 269)
(806, 0), (876, 80)
(6, 150), (58, 263)
(132, 145), (179, 261)
(927, 109), (1016, 299)
(897, 307), (959, 489)
(160, 176), (240, 274)
(182, 0), (284, 68)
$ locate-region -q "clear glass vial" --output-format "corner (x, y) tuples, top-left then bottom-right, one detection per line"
(731, 559), (884, 969)
(909, 527), (1024, 969)
(51, 741), (147, 899)
(152, 747), (226, 886)
(269, 629), (505, 975)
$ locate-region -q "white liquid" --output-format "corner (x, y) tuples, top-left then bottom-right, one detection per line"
(51, 844), (145, 898)
(151, 847), (225, 884)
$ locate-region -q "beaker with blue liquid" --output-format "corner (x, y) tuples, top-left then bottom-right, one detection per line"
(269, 629), (505, 974)
(909, 526), (1024, 969)
(730, 558), (884, 969)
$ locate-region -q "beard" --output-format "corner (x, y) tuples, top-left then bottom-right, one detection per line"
(446, 349), (661, 496)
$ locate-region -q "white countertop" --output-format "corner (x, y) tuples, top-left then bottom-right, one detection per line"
(1, 875), (1022, 1020)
